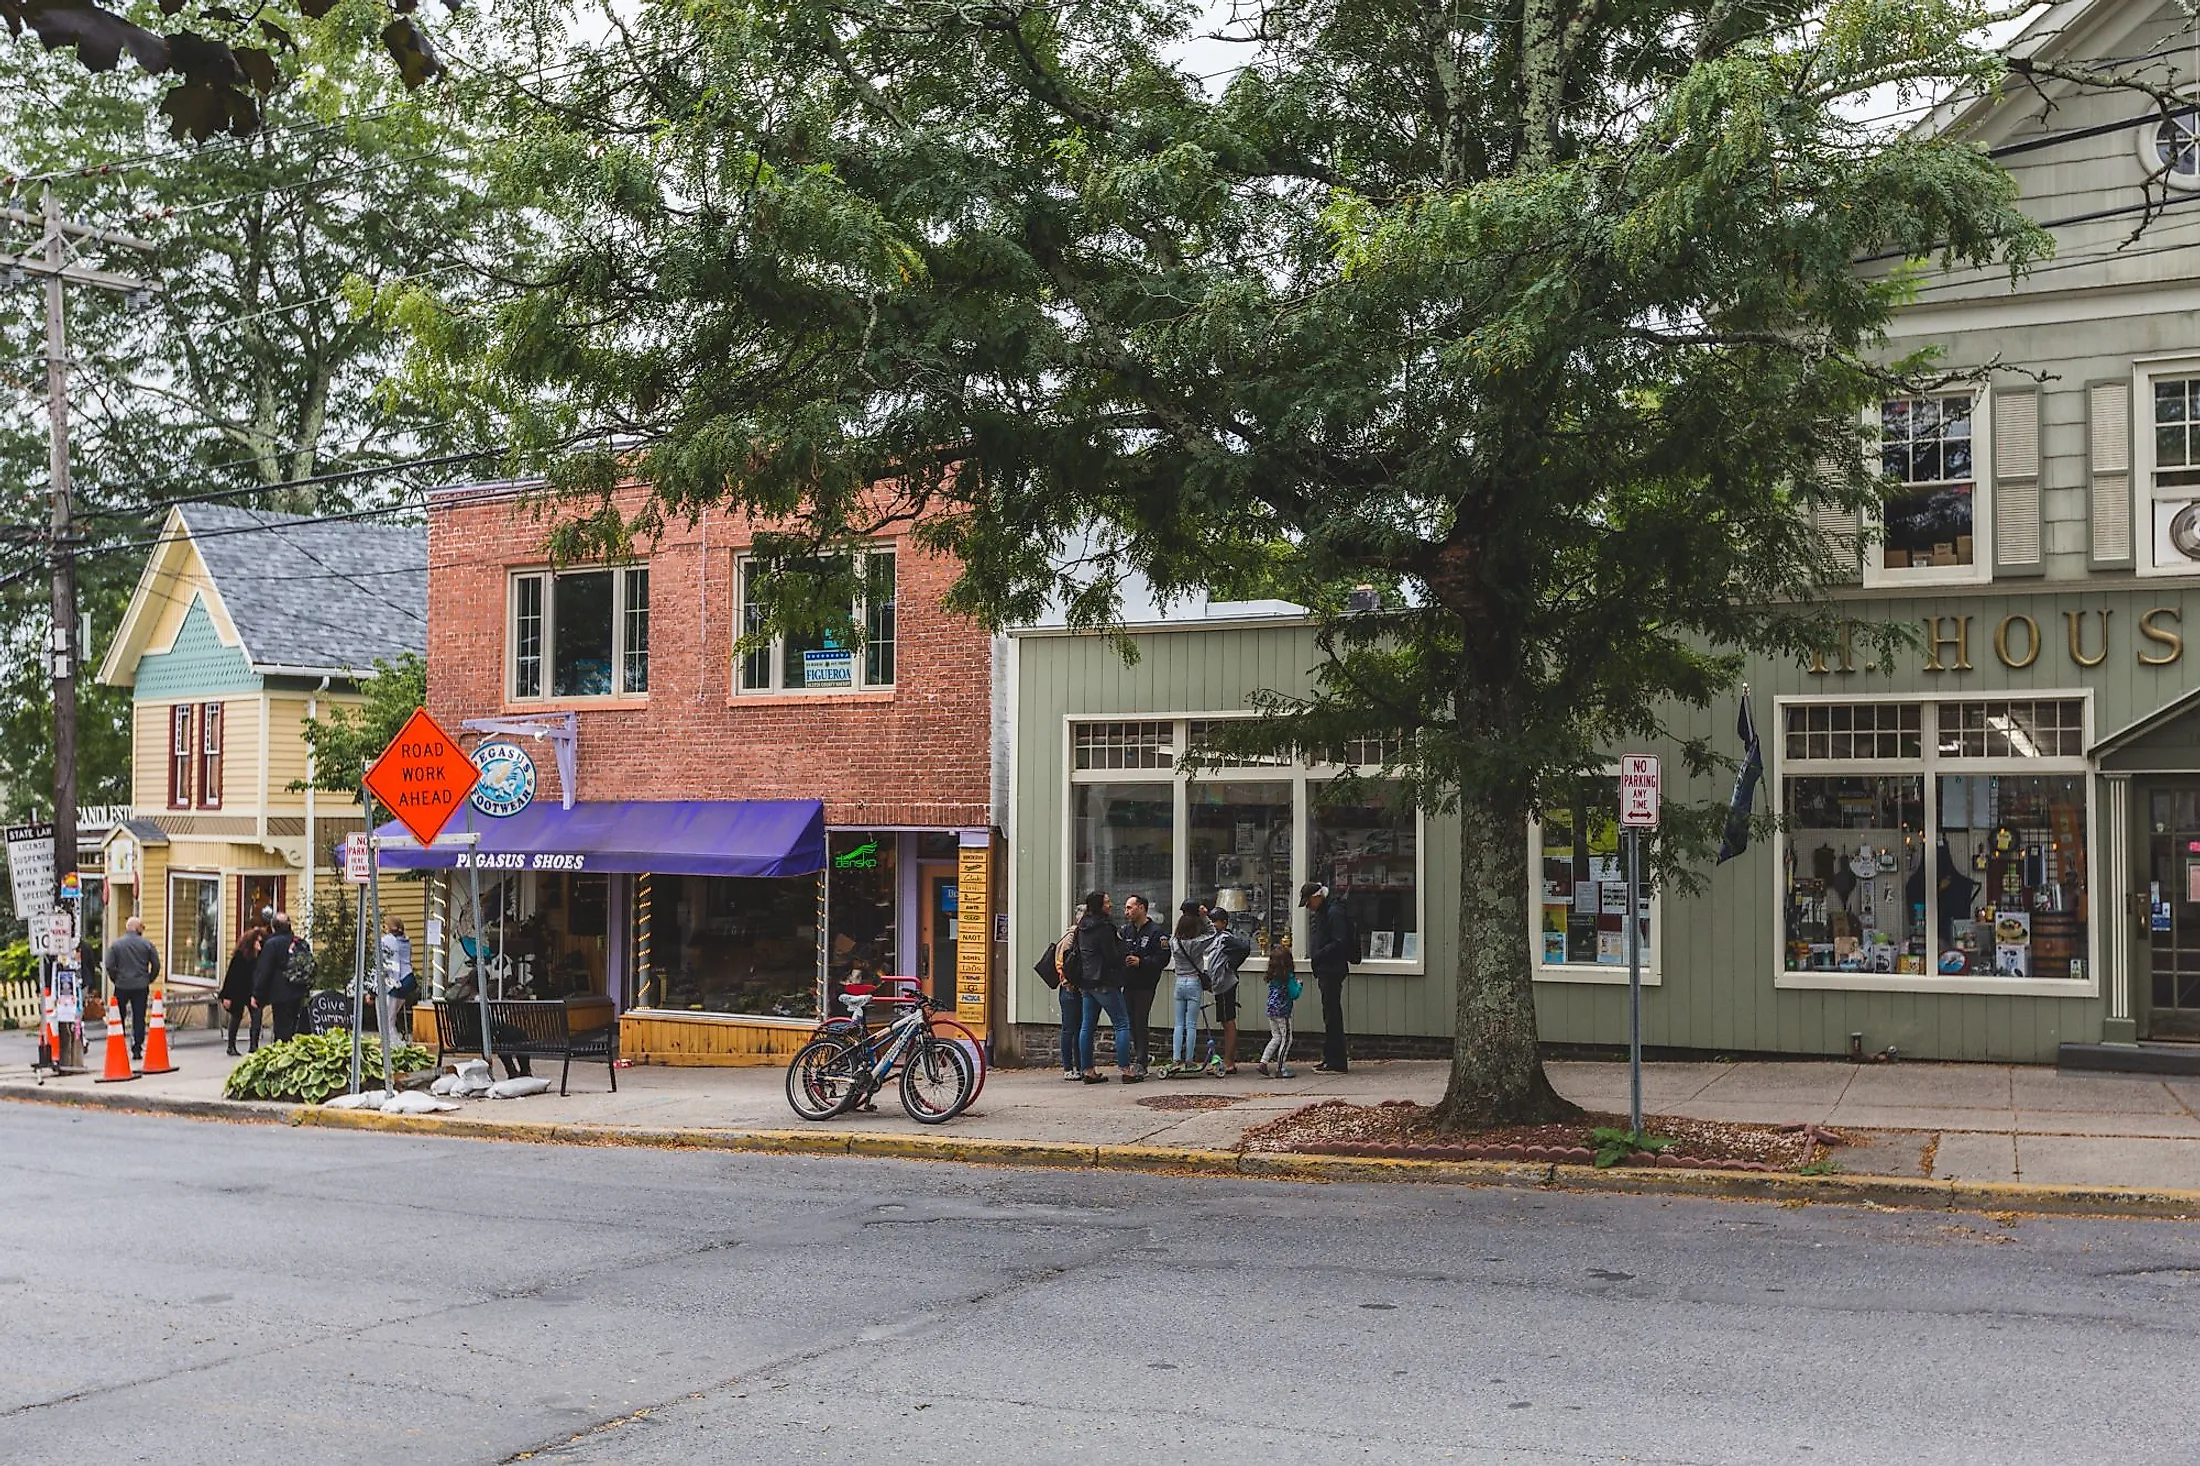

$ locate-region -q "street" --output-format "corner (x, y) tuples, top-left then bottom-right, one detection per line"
(2, 1105), (2194, 1464)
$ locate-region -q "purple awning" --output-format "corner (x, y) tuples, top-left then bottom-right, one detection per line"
(374, 799), (825, 879)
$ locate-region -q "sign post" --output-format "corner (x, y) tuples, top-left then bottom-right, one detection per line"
(362, 708), (481, 1093)
(1618, 755), (1661, 1137)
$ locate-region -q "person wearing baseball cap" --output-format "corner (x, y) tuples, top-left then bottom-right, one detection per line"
(1300, 882), (1357, 1072)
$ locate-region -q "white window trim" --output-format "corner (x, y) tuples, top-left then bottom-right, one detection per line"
(2133, 355), (2200, 578)
(732, 548), (897, 696)
(507, 564), (650, 702)
(1860, 386), (1995, 589)
(1528, 811), (1662, 987)
(1770, 692), (2098, 998)
(2135, 107), (2200, 192)
(164, 870), (224, 991)
(1061, 713), (1428, 974)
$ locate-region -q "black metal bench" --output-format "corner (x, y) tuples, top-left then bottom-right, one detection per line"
(433, 998), (618, 1096)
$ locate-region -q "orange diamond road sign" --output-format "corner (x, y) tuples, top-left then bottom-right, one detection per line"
(366, 708), (480, 848)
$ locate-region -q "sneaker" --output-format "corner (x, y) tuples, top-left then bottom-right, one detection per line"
(1081, 1072), (1110, 1084)
(1277, 1066), (1296, 1078)
(1312, 1063), (1341, 1073)
(1256, 1061), (1271, 1077)
(1120, 1069), (1145, 1084)
(1061, 1071), (1085, 1081)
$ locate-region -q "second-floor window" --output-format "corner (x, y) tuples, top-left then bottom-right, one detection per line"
(2154, 377), (2200, 491)
(509, 565), (650, 701)
(1880, 394), (1976, 572)
(736, 550), (896, 693)
(168, 704), (193, 808)
(198, 702), (223, 809)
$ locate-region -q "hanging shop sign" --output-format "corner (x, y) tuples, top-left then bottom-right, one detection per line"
(468, 740), (538, 819)
(365, 708), (481, 847)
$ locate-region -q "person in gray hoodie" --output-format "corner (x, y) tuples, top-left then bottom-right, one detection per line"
(102, 916), (161, 1060)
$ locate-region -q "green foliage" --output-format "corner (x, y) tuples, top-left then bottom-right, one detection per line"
(307, 886), (360, 991)
(1798, 1155), (1844, 1176)
(1590, 1127), (1675, 1169)
(223, 1031), (434, 1104)
(413, 0), (2080, 1121)
(0, 940), (36, 985)
(296, 654), (429, 792)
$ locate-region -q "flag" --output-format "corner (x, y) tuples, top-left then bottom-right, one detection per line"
(1716, 692), (1762, 864)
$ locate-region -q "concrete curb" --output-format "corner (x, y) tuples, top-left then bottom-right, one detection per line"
(9, 1081), (2200, 1220)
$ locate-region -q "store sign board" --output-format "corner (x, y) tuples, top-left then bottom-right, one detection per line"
(364, 708), (481, 848)
(5, 822), (54, 921)
(1619, 755), (1661, 828)
(954, 841), (992, 1025)
(469, 740), (537, 818)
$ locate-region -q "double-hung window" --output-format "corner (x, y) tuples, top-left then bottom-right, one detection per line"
(508, 565), (650, 701)
(1776, 697), (2091, 992)
(167, 705), (194, 809)
(1876, 393), (1982, 577)
(735, 549), (896, 694)
(198, 702), (223, 809)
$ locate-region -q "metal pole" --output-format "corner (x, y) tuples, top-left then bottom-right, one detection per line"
(351, 799), (368, 1097)
(469, 818), (492, 1069)
(363, 789), (392, 1095)
(1627, 826), (1643, 1136)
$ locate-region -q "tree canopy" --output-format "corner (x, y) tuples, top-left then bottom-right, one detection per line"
(411, 0), (2059, 1123)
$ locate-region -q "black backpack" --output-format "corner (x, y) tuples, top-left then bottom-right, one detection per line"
(284, 935), (315, 990)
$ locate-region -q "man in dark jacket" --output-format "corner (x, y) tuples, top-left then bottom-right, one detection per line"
(1117, 893), (1168, 1080)
(252, 912), (308, 1042)
(1301, 883), (1357, 1072)
(1073, 892), (1135, 1082)
(102, 916), (161, 1060)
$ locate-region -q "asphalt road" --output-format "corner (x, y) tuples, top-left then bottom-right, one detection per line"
(3, 1105), (2196, 1465)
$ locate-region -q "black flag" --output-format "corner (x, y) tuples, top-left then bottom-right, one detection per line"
(1716, 693), (1762, 864)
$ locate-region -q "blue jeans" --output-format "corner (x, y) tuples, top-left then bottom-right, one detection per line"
(1057, 982), (1082, 1072)
(1172, 978), (1202, 1063)
(1080, 985), (1134, 1071)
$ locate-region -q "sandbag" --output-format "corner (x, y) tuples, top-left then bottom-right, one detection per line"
(323, 1089), (387, 1111)
(486, 1076), (553, 1099)
(381, 1090), (461, 1115)
(429, 1073), (461, 1096)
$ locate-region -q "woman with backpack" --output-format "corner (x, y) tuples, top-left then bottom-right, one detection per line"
(1258, 936), (1300, 1079)
(1038, 906), (1085, 1080)
(1167, 905), (1212, 1074)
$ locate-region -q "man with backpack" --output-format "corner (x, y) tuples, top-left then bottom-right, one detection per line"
(252, 911), (314, 1042)
(1205, 905), (1253, 1074)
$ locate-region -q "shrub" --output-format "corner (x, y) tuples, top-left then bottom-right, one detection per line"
(223, 1032), (434, 1104)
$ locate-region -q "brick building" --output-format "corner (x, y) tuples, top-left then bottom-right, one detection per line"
(384, 479), (1005, 1064)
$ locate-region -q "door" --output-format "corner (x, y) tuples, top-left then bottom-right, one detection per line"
(917, 865), (959, 1010)
(2147, 786), (2200, 1038)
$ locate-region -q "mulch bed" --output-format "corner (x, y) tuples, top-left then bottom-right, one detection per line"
(1241, 1099), (1845, 1173)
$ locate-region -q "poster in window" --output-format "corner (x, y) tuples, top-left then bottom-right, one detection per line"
(1400, 932), (1420, 962)
(1368, 931), (1395, 960)
(1574, 881), (1599, 914)
(1541, 930), (1565, 963)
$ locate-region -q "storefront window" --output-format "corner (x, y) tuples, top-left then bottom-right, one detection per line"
(526, 872), (610, 998)
(1188, 781), (1292, 952)
(633, 874), (819, 1017)
(1780, 698), (2089, 982)
(1537, 782), (1648, 968)
(1310, 780), (1419, 963)
(826, 831), (898, 1011)
(168, 873), (222, 985)
(1073, 783), (1175, 920)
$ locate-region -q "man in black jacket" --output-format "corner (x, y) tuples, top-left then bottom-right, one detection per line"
(1117, 893), (1167, 1080)
(1301, 883), (1356, 1072)
(1073, 892), (1135, 1082)
(252, 912), (308, 1042)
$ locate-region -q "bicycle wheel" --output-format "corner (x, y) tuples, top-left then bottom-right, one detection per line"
(899, 1035), (976, 1124)
(786, 1035), (868, 1121)
(927, 1015), (989, 1102)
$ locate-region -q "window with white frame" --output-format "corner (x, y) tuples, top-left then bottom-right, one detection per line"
(508, 565), (650, 701)
(736, 550), (896, 693)
(1533, 777), (1652, 976)
(2147, 108), (2200, 187)
(1779, 698), (2089, 985)
(1878, 394), (1979, 573)
(1065, 717), (1424, 967)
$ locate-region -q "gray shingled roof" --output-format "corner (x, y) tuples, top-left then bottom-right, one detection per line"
(179, 504), (427, 673)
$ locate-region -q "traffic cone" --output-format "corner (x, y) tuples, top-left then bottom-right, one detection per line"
(140, 988), (178, 1075)
(94, 993), (137, 1083)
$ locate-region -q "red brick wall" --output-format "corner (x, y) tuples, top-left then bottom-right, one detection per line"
(426, 483), (994, 828)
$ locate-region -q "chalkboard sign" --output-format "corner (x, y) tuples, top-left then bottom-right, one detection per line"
(306, 990), (352, 1035)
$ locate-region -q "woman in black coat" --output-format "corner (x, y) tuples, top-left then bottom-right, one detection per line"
(221, 924), (266, 1056)
(252, 915), (307, 1042)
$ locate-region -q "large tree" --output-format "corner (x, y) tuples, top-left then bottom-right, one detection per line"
(412, 0), (2054, 1123)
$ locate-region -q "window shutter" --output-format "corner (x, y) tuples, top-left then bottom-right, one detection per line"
(2089, 380), (2133, 568)
(1993, 389), (2041, 575)
(1809, 454), (1861, 583)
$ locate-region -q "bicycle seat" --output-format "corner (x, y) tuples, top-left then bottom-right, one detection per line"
(839, 989), (875, 1014)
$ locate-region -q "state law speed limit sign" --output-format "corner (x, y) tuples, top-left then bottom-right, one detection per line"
(1619, 755), (1661, 828)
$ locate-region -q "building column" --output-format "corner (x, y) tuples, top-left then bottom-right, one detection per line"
(2102, 773), (2138, 1045)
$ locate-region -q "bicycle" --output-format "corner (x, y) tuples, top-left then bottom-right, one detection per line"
(785, 988), (977, 1124)
(810, 978), (989, 1102)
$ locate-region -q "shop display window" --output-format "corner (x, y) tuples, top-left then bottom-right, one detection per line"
(1780, 697), (2090, 984)
(826, 830), (898, 1012)
(1537, 782), (1649, 969)
(1073, 783), (1175, 920)
(633, 873), (819, 1017)
(168, 873), (222, 985)
(1189, 781), (1293, 952)
(1310, 780), (1418, 963)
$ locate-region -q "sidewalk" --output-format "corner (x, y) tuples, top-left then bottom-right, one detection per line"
(10, 1026), (2200, 1195)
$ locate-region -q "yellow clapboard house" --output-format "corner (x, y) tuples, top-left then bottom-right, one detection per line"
(94, 504), (427, 1008)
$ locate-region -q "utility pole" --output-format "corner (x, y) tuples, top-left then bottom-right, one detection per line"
(3, 189), (160, 1065)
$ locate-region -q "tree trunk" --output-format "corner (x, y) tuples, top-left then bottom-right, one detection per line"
(1430, 770), (1580, 1130)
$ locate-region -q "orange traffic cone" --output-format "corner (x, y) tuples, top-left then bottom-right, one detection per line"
(140, 988), (178, 1075)
(95, 993), (137, 1083)
(33, 985), (54, 1071)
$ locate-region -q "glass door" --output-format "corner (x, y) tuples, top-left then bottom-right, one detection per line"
(2147, 787), (2200, 1038)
